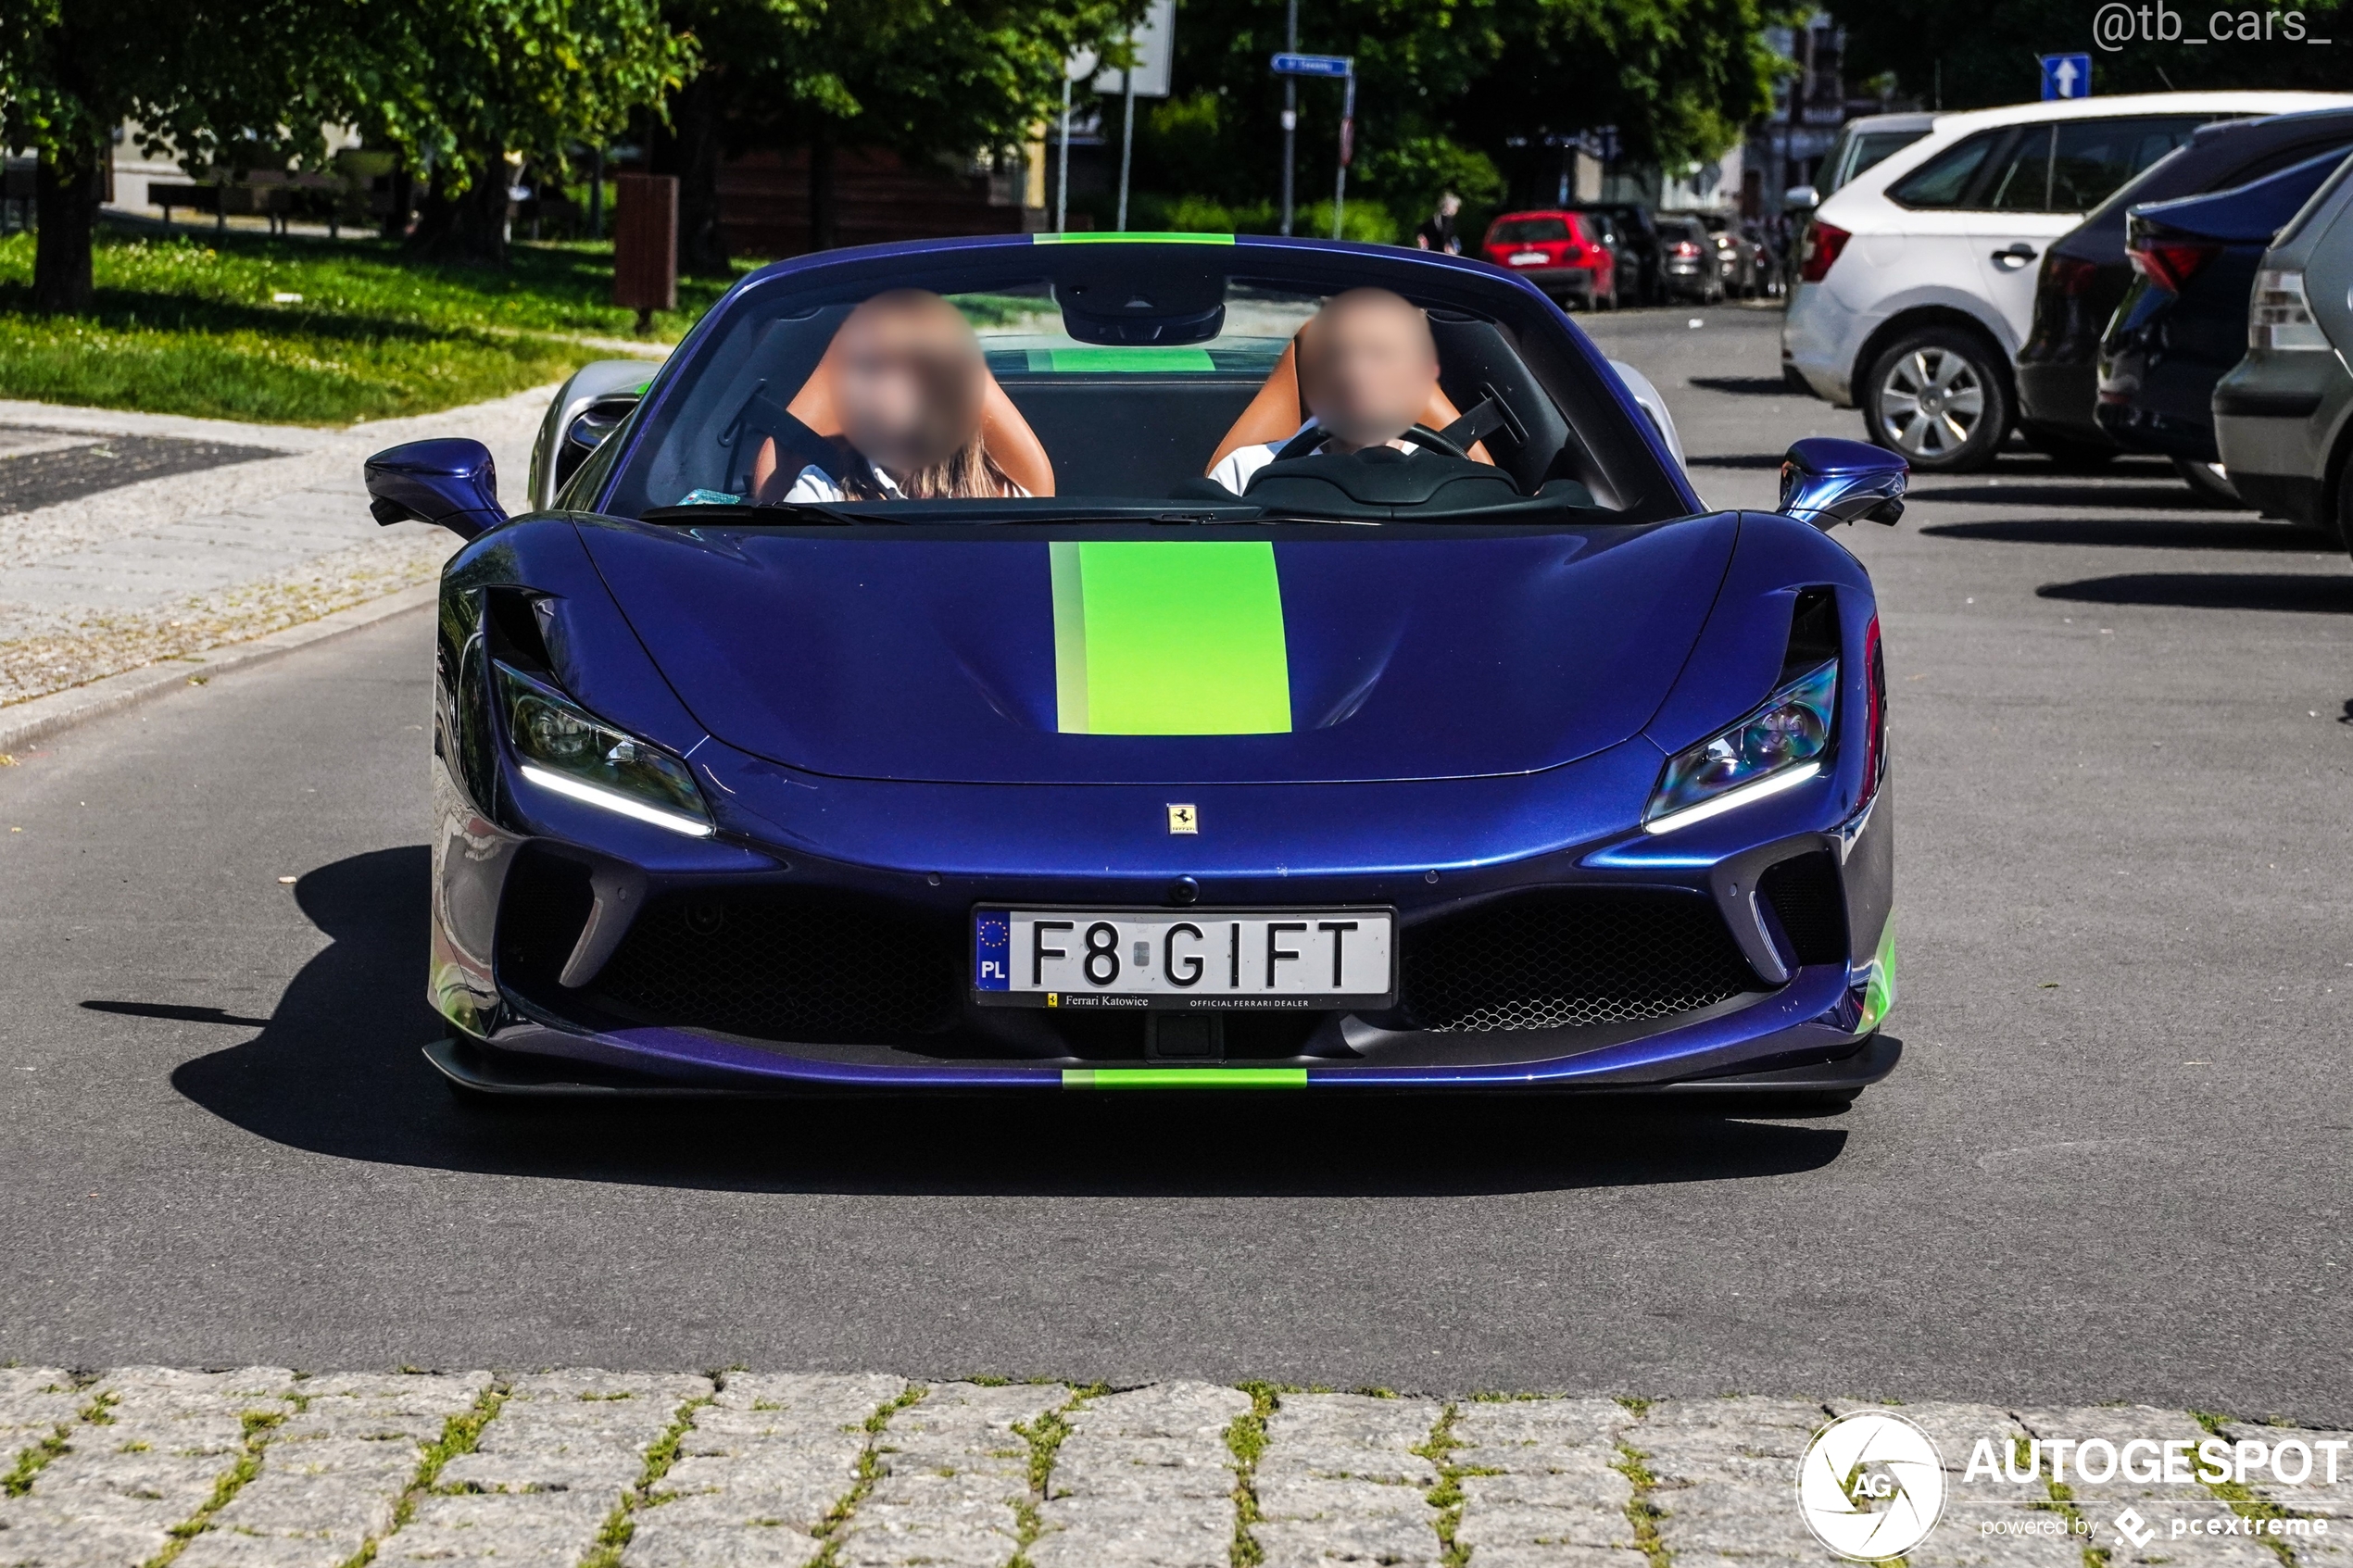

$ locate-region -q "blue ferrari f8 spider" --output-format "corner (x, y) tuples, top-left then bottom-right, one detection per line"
(365, 233), (1907, 1101)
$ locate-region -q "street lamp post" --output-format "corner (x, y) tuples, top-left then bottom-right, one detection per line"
(1280, 0), (1298, 237)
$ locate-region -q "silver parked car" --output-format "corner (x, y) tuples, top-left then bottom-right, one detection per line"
(2212, 154), (2353, 544)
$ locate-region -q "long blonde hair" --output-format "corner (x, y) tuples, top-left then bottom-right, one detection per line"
(835, 433), (1021, 500)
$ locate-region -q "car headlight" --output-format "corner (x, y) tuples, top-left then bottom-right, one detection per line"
(1644, 660), (1835, 835)
(496, 662), (714, 837)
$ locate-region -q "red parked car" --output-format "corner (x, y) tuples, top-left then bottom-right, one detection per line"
(1479, 210), (1619, 311)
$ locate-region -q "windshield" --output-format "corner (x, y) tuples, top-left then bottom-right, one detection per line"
(585, 241), (1688, 527)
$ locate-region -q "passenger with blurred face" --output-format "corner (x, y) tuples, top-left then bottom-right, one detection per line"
(1209, 288), (1444, 493)
(761, 289), (1026, 502)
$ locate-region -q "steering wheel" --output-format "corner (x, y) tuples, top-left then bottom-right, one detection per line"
(1272, 421), (1472, 462)
(1394, 423), (1473, 460)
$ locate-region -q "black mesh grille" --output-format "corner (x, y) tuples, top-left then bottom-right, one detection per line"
(1399, 887), (1757, 1033)
(587, 890), (961, 1043)
(1759, 852), (1847, 966)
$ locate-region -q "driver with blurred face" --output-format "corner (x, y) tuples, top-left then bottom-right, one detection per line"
(762, 288), (1026, 502)
(1209, 287), (1441, 493)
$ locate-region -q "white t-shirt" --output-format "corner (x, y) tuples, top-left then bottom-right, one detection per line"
(1208, 420), (1318, 495)
(1208, 420), (1426, 495)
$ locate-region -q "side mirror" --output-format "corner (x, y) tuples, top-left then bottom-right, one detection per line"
(1778, 436), (1906, 530)
(1784, 184), (1819, 209)
(366, 438), (506, 540)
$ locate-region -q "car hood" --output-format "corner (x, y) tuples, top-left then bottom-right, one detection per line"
(576, 515), (1739, 785)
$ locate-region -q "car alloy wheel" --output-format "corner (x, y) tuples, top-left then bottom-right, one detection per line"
(1865, 328), (2009, 472)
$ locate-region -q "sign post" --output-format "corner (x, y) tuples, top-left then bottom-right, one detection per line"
(1270, 52), (1354, 241)
(1088, 0), (1174, 232)
(2039, 53), (2091, 100)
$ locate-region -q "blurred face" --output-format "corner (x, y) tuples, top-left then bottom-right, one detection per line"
(1439, 194), (1462, 218)
(1300, 289), (1441, 450)
(834, 291), (985, 478)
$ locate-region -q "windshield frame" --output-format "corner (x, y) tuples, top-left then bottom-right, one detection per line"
(581, 233), (1700, 526)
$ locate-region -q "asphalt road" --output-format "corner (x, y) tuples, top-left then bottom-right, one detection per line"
(4, 304), (2348, 1420)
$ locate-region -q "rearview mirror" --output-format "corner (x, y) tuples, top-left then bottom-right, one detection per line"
(366, 439), (507, 540)
(1777, 437), (1906, 530)
(1784, 184), (1819, 209)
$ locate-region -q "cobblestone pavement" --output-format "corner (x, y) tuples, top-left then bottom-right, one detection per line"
(2, 1374), (2346, 1568)
(0, 388), (553, 709)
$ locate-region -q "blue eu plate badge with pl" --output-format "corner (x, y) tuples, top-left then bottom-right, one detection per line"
(974, 911), (1012, 992)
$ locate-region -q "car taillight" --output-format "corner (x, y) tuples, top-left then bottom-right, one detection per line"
(1672, 241), (1700, 257)
(1798, 220), (1850, 283)
(2046, 254), (2100, 297)
(2127, 240), (2219, 294)
(2250, 267), (2330, 351)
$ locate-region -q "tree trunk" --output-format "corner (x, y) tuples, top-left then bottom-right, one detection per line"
(409, 157), (510, 264)
(808, 121), (837, 254)
(32, 135), (105, 314)
(380, 158), (413, 242)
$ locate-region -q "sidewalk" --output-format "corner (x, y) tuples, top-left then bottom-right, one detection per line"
(0, 1370), (2341, 1568)
(0, 387), (555, 718)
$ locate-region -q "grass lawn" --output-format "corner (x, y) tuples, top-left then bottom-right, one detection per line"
(0, 227), (752, 427)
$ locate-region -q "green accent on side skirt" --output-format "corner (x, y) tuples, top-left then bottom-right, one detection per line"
(1063, 1067), (1308, 1088)
(1035, 346), (1218, 373)
(1032, 231), (1236, 245)
(1861, 915), (1895, 1032)
(1051, 540), (1292, 735)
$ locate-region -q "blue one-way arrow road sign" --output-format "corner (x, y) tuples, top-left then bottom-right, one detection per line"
(2040, 53), (2091, 100)
(1272, 52), (1352, 77)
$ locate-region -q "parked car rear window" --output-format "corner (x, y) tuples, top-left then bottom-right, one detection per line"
(2049, 117), (2208, 208)
(1490, 217), (1573, 244)
(1888, 129), (2002, 207)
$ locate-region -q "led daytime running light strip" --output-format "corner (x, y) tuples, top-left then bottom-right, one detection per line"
(519, 763), (716, 837)
(1642, 761), (1821, 836)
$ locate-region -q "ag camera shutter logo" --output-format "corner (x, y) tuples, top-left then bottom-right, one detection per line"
(1796, 1411), (1948, 1560)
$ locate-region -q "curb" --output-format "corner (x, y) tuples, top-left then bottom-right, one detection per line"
(0, 583), (438, 757)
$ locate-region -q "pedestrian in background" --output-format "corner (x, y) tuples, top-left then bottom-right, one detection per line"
(1414, 193), (1463, 255)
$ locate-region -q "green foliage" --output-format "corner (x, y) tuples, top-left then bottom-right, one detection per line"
(1825, 0), (2353, 107)
(333, 0), (697, 193)
(1125, 0), (1779, 237)
(756, 0), (1139, 161)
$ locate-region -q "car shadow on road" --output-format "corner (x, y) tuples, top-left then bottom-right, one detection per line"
(166, 847), (1854, 1199)
(1910, 482), (2243, 511)
(2036, 573), (2353, 612)
(1923, 518), (2327, 551)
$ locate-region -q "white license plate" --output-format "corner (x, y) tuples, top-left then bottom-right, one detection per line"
(974, 908), (1395, 1010)
(1510, 251), (1550, 265)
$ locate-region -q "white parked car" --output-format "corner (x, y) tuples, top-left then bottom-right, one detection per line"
(1782, 91), (2353, 471)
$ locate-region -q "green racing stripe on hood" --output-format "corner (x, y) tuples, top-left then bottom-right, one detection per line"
(1050, 540), (1293, 735)
(1063, 1066), (1308, 1088)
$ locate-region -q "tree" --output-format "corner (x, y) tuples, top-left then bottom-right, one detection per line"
(1129, 0), (1780, 235)
(749, 0), (1137, 251)
(0, 0), (329, 310)
(1825, 0), (2351, 107)
(331, 0), (696, 264)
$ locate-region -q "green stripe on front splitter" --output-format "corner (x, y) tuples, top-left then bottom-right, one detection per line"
(1063, 1067), (1308, 1088)
(1050, 540), (1292, 735)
